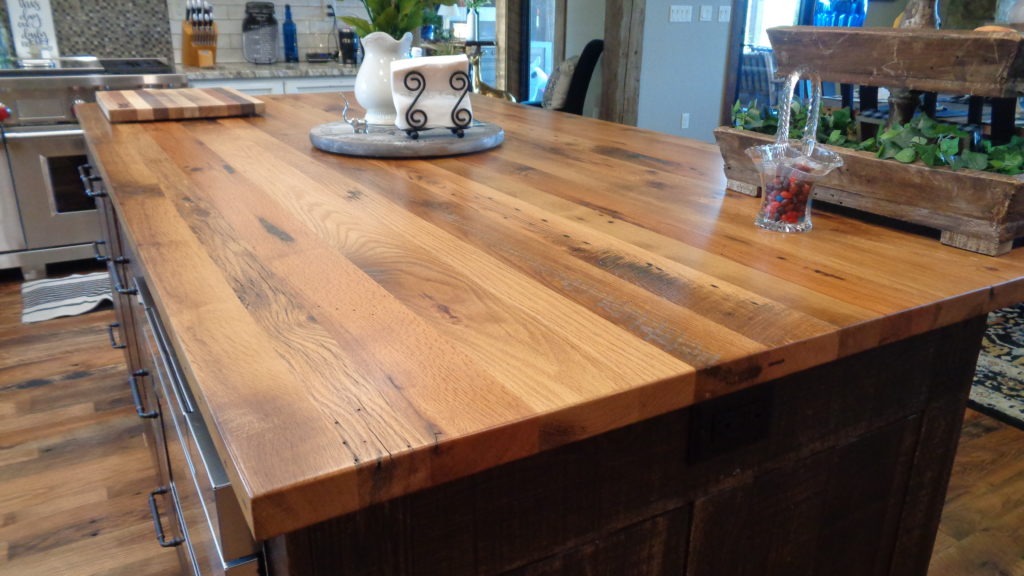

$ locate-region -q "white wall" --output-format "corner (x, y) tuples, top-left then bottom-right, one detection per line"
(637, 0), (732, 142)
(166, 0), (367, 64)
(565, 0), (605, 117)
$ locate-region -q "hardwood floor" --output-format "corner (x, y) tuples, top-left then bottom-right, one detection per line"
(0, 270), (181, 576)
(0, 269), (1022, 576)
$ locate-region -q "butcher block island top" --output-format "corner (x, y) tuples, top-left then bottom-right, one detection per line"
(79, 94), (1024, 542)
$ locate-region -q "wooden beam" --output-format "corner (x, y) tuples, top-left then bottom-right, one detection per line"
(601, 0), (644, 124)
(719, 0), (750, 126)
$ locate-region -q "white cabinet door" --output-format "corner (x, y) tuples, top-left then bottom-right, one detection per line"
(284, 77), (356, 94)
(190, 79), (285, 95)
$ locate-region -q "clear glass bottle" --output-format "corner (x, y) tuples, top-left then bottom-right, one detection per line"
(243, 2), (279, 64)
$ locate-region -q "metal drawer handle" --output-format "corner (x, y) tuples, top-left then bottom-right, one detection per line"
(107, 322), (126, 349)
(129, 370), (158, 419)
(143, 304), (195, 415)
(93, 240), (109, 263)
(78, 163), (106, 198)
(107, 257), (137, 295)
(148, 487), (185, 548)
(6, 128), (84, 140)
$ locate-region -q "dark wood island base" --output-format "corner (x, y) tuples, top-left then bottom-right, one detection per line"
(270, 317), (985, 576)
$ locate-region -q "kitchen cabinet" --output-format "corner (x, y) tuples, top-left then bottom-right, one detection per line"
(81, 94), (1024, 575)
(189, 75), (354, 96)
(84, 161), (260, 576)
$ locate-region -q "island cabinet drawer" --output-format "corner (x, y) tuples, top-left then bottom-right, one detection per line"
(135, 277), (261, 575)
(82, 162), (138, 370)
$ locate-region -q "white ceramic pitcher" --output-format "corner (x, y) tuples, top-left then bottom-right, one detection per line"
(354, 31), (413, 125)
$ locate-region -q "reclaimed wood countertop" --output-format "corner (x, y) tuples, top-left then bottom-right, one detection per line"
(79, 94), (1024, 540)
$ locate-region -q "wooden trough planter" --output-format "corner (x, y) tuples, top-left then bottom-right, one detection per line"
(766, 27), (1024, 98)
(714, 126), (1024, 256)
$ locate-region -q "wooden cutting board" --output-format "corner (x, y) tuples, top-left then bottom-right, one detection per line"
(96, 87), (265, 123)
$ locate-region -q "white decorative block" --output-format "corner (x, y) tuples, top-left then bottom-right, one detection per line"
(390, 55), (473, 132)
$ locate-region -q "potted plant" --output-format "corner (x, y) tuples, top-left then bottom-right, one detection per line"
(341, 0), (457, 41)
(341, 0), (458, 124)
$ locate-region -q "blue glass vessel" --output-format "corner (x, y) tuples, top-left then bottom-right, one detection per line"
(283, 4), (299, 63)
(814, 0), (868, 27)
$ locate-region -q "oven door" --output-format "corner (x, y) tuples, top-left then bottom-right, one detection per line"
(0, 140), (26, 253)
(5, 125), (98, 250)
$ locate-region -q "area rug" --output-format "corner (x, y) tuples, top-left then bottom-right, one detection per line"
(971, 303), (1024, 430)
(21, 272), (112, 324)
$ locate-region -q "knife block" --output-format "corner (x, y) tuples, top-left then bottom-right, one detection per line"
(182, 21), (218, 68)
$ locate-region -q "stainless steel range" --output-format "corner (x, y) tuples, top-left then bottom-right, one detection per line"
(0, 56), (186, 279)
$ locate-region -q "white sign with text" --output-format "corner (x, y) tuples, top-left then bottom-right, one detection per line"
(8, 0), (60, 58)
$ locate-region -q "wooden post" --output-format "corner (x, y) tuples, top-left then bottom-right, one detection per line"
(887, 0), (939, 128)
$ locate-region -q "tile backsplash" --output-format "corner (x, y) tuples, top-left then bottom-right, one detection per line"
(0, 0), (370, 66)
(1, 0), (174, 63)
(168, 0), (369, 64)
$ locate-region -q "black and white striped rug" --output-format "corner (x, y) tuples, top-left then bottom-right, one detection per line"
(21, 272), (112, 324)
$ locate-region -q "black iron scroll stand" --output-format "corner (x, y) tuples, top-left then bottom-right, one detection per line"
(402, 69), (473, 139)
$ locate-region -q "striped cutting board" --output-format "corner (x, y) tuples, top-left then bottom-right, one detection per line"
(96, 87), (265, 123)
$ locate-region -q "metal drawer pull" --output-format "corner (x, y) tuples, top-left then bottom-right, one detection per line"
(107, 257), (137, 295)
(7, 128), (84, 140)
(143, 305), (196, 415)
(107, 322), (126, 349)
(77, 163), (106, 198)
(93, 240), (109, 263)
(129, 370), (158, 419)
(148, 487), (185, 548)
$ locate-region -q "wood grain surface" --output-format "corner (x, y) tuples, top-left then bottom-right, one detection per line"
(79, 94), (1024, 540)
(96, 87), (264, 123)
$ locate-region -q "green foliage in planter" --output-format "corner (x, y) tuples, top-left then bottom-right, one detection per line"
(731, 99), (854, 145)
(731, 100), (1024, 176)
(342, 0), (458, 40)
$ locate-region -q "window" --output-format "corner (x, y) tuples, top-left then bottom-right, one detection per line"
(744, 0), (802, 49)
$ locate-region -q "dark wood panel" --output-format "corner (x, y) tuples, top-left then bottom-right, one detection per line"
(504, 508), (691, 576)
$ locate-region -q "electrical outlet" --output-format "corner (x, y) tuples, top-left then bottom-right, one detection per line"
(681, 113), (690, 129)
(718, 5), (731, 22)
(670, 5), (692, 23)
(699, 5), (713, 21)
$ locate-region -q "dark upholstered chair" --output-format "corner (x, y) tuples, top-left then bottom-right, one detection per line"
(525, 39), (604, 115)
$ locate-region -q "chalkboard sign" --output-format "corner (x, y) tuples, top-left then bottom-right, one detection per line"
(7, 0), (60, 58)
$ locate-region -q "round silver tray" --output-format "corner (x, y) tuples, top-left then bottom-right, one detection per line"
(309, 121), (504, 158)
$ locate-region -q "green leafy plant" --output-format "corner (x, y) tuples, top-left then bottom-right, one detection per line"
(731, 100), (1024, 175)
(342, 0), (458, 40)
(730, 100), (855, 145)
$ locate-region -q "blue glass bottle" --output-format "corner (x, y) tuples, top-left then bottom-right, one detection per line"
(813, 0), (834, 26)
(848, 0), (867, 27)
(814, 0), (868, 27)
(283, 4), (299, 63)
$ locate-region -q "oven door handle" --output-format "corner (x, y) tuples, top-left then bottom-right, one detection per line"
(2, 128), (85, 140)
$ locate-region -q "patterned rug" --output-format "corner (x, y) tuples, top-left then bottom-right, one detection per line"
(21, 272), (112, 324)
(972, 303), (1024, 430)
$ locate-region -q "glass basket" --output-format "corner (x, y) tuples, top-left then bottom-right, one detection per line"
(746, 70), (843, 233)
